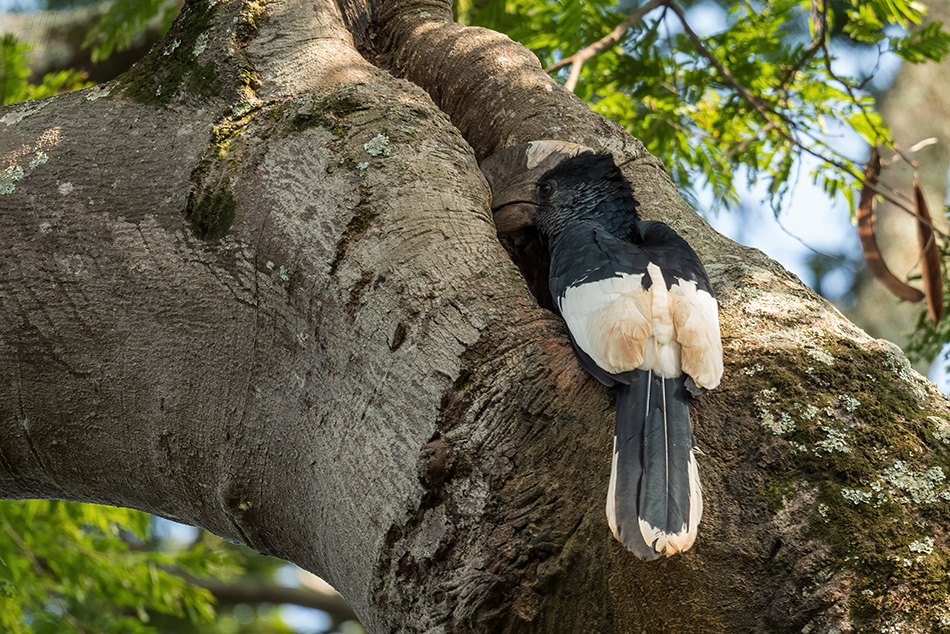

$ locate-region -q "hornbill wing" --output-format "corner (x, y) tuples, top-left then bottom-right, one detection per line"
(550, 227), (660, 379)
(560, 330), (630, 388)
(670, 277), (723, 390)
(636, 221), (723, 390)
(558, 272), (654, 377)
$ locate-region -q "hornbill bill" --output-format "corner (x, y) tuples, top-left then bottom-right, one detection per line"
(481, 141), (723, 560)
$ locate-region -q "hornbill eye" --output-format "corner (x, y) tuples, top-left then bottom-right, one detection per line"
(538, 180), (555, 200)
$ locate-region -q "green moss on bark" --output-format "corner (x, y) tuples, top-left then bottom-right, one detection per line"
(187, 188), (235, 240)
(184, 60), (221, 100)
(743, 338), (950, 631)
(281, 90), (369, 138)
(119, 2), (220, 107)
(233, 0), (268, 47)
(188, 188), (237, 240)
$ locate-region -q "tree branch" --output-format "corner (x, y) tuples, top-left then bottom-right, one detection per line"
(197, 580), (359, 625)
(777, 0), (827, 94)
(4, 1), (950, 632)
(665, 0), (950, 238)
(546, 0), (667, 92)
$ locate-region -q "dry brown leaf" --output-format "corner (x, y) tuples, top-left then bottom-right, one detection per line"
(914, 178), (944, 324)
(856, 147), (925, 303)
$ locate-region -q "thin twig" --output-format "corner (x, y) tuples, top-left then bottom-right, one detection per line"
(3, 522), (44, 576)
(3, 522), (88, 634)
(665, 0), (950, 235)
(722, 121), (779, 160)
(666, 1), (775, 121)
(564, 55), (585, 93)
(817, 11), (918, 170)
(778, 0), (827, 93)
(546, 0), (668, 92)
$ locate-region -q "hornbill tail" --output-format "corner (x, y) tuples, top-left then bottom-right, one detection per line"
(606, 370), (702, 560)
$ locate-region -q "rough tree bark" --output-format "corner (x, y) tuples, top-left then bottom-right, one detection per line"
(2, 1), (950, 632)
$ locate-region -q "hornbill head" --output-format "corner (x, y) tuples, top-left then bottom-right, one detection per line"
(529, 152), (640, 243)
(480, 141), (639, 307)
(480, 140), (597, 235)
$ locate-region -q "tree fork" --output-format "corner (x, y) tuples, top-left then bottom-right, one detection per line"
(1, 1), (950, 633)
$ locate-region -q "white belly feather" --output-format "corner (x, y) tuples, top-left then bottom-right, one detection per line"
(559, 263), (722, 388)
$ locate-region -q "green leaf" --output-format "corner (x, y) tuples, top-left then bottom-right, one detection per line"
(0, 500), (220, 634)
(0, 34), (32, 106)
(891, 21), (950, 63)
(1, 35), (92, 106)
(84, 0), (178, 63)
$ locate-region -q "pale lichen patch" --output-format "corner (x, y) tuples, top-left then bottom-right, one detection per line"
(293, 94), (314, 109)
(2, 111), (28, 126)
(879, 339), (930, 401)
(798, 403), (819, 420)
(193, 32), (209, 56)
(815, 422), (851, 454)
(57, 254), (85, 276)
(908, 536), (935, 555)
(28, 152), (48, 169)
(0, 165), (24, 195)
(363, 133), (391, 157)
(1, 99), (51, 125)
(931, 416), (950, 444)
(85, 85), (112, 101)
(888, 554), (925, 568)
(838, 394), (861, 412)
(756, 388), (797, 435)
(807, 348), (835, 366)
(841, 488), (873, 504)
(232, 99), (261, 117)
(880, 461), (949, 504)
(778, 411), (796, 434)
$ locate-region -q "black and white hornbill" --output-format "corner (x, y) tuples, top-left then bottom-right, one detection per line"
(481, 141), (723, 560)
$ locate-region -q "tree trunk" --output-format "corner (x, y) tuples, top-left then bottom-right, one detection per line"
(1, 1), (949, 632)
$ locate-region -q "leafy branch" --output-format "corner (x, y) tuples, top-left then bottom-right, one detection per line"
(545, 0), (668, 91)
(546, 0), (947, 230)
(529, 0), (949, 322)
